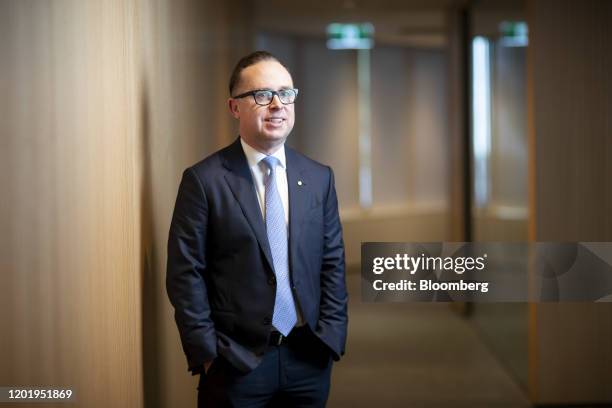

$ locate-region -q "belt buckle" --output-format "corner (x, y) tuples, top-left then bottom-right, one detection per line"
(270, 331), (284, 346)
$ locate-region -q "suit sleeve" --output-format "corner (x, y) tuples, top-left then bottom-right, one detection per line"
(166, 167), (217, 375)
(317, 167), (349, 360)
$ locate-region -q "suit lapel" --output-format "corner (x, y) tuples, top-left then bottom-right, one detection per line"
(286, 147), (311, 266)
(222, 139), (275, 273)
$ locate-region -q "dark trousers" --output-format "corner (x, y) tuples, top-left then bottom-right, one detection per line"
(198, 326), (333, 408)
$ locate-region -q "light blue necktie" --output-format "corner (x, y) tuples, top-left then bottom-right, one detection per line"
(262, 156), (297, 336)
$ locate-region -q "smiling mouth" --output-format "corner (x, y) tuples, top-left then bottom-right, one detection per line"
(265, 118), (285, 124)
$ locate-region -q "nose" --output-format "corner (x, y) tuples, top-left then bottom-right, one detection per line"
(269, 94), (282, 109)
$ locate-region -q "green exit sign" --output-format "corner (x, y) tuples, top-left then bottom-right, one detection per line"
(499, 21), (528, 46)
(327, 23), (374, 50)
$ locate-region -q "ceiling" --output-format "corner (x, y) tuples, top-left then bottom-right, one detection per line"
(250, 0), (469, 48)
(250, 0), (525, 48)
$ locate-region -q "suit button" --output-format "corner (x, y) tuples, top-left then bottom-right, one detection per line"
(263, 316), (271, 325)
(268, 276), (276, 286)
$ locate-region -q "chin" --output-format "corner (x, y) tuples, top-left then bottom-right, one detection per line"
(262, 132), (288, 143)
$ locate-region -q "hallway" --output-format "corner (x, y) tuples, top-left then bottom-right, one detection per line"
(328, 272), (531, 407)
(2, 1), (611, 406)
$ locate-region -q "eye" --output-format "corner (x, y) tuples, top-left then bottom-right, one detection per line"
(278, 89), (296, 103)
(253, 90), (272, 104)
(255, 90), (272, 98)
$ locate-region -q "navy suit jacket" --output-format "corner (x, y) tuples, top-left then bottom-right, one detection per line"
(166, 138), (348, 375)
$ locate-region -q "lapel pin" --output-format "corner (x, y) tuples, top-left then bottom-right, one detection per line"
(297, 180), (303, 186)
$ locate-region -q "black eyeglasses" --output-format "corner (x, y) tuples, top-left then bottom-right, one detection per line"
(232, 88), (299, 106)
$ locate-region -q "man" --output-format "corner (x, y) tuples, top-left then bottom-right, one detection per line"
(166, 51), (348, 407)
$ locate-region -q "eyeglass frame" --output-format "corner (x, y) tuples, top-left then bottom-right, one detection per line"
(231, 88), (299, 106)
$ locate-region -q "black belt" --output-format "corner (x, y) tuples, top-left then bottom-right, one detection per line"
(268, 330), (287, 346)
(268, 325), (307, 346)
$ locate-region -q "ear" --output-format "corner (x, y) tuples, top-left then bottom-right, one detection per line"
(228, 98), (240, 119)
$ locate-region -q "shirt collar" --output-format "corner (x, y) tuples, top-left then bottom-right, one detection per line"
(240, 137), (286, 169)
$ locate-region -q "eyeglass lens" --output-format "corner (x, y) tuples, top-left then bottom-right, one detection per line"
(254, 90), (296, 105)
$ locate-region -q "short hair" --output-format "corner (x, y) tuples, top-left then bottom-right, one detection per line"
(228, 51), (288, 96)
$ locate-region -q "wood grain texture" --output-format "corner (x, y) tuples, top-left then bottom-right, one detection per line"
(528, 0), (612, 404)
(0, 1), (250, 407)
(0, 1), (143, 407)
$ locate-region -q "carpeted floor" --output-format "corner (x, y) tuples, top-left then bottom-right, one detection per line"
(327, 272), (531, 408)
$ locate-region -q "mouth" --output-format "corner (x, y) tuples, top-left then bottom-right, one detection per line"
(264, 117), (285, 125)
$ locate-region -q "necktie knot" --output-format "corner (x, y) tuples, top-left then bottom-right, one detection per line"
(261, 156), (280, 172)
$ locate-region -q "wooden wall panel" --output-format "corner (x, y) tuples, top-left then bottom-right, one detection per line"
(0, 1), (250, 407)
(0, 1), (143, 407)
(528, 0), (612, 404)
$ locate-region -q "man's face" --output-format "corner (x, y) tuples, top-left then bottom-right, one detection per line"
(228, 60), (295, 153)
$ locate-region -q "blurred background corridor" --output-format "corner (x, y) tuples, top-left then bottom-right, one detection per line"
(1, 0), (611, 407)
